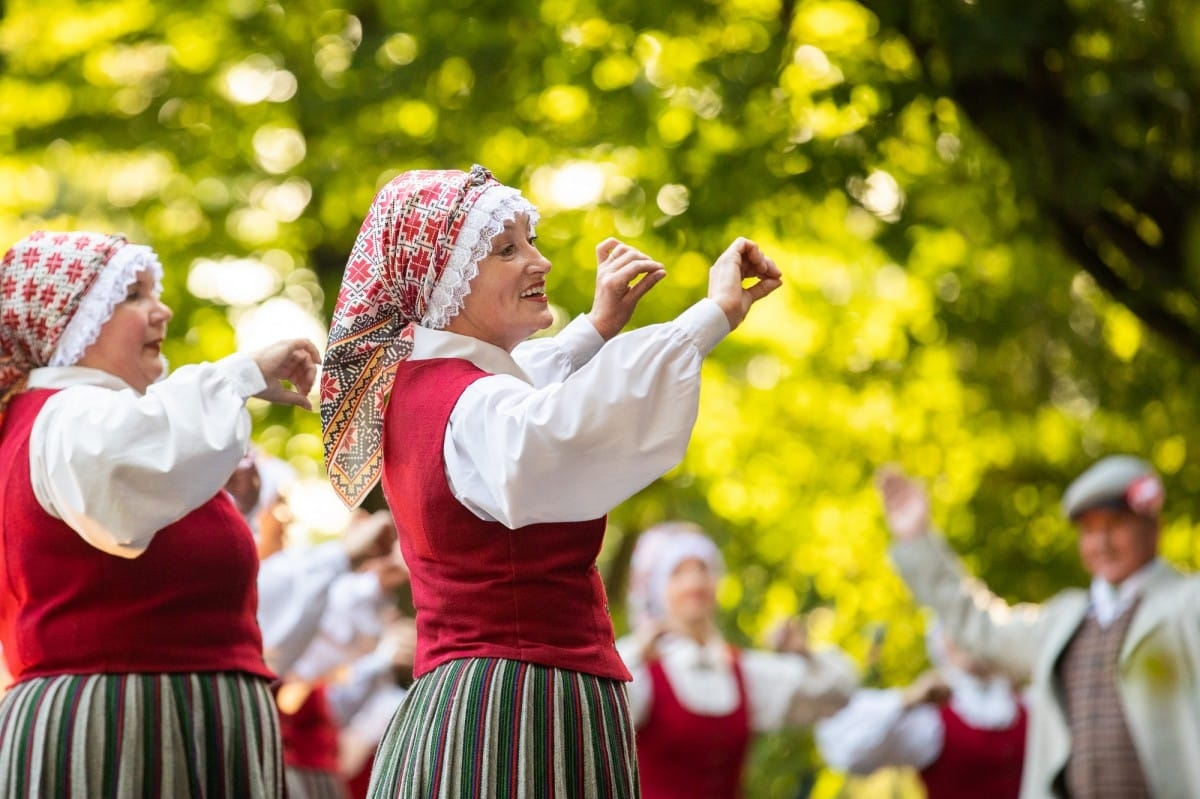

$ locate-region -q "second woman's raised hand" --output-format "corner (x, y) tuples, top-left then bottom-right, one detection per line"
(707, 237), (782, 330)
(587, 238), (667, 340)
(875, 466), (931, 542)
(251, 338), (321, 410)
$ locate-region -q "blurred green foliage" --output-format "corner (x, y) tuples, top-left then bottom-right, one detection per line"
(3, 1), (1199, 795)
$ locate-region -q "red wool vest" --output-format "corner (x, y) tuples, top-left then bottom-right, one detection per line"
(636, 652), (752, 799)
(0, 389), (271, 682)
(382, 358), (630, 681)
(278, 684), (341, 773)
(919, 702), (1027, 799)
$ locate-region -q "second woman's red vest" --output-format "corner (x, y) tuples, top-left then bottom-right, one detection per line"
(920, 702), (1027, 799)
(0, 389), (271, 682)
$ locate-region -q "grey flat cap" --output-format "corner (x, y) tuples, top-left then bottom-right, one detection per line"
(1061, 455), (1162, 519)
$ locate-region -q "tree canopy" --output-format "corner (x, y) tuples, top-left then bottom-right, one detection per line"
(3, 0), (1197, 794)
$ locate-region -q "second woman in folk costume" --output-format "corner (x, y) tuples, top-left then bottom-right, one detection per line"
(0, 231), (319, 797)
(619, 522), (858, 799)
(816, 625), (1026, 799)
(320, 165), (782, 798)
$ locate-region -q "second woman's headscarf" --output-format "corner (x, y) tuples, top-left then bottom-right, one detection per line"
(320, 165), (537, 508)
(0, 230), (163, 411)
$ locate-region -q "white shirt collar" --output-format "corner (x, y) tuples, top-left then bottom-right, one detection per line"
(657, 631), (729, 670)
(27, 365), (137, 392)
(1089, 557), (1162, 627)
(410, 326), (532, 383)
(942, 665), (1019, 729)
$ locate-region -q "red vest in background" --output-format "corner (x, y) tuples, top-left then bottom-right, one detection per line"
(920, 702), (1027, 799)
(382, 358), (630, 682)
(636, 652), (752, 799)
(278, 684), (342, 774)
(0, 389), (271, 682)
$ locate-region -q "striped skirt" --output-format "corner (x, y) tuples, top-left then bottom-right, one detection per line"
(367, 658), (639, 799)
(0, 671), (283, 798)
(285, 765), (350, 799)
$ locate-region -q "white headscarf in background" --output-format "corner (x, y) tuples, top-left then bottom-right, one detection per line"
(626, 521), (724, 631)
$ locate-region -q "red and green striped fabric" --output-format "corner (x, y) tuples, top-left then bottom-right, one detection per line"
(0, 671), (282, 798)
(367, 658), (639, 798)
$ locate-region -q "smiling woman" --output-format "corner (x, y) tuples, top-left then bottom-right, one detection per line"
(0, 230), (320, 798)
(320, 164), (782, 798)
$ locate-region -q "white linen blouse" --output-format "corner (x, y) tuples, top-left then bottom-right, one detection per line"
(26, 354), (265, 557)
(410, 299), (730, 527)
(616, 632), (859, 732)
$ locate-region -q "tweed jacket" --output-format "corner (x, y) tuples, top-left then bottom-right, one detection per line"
(892, 535), (1200, 799)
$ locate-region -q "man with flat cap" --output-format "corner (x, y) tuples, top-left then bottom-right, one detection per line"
(875, 456), (1200, 799)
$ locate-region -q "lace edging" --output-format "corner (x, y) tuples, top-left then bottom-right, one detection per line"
(50, 244), (165, 367)
(423, 187), (539, 330)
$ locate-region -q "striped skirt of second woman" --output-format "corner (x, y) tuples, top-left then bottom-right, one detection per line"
(367, 657), (639, 799)
(0, 671), (282, 798)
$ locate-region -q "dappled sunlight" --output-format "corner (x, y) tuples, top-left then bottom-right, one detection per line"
(234, 296), (327, 354)
(188, 256), (281, 306)
(6, 0), (1200, 791)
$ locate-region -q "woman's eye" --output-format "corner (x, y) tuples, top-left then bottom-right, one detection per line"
(528, 236), (538, 246)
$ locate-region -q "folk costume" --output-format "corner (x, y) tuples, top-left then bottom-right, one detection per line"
(0, 232), (282, 797)
(276, 570), (397, 799)
(320, 166), (733, 798)
(816, 628), (1026, 799)
(890, 457), (1200, 798)
(618, 524), (857, 799)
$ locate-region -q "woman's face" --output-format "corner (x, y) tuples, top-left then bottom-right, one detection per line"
(444, 214), (553, 351)
(665, 557), (717, 625)
(74, 268), (172, 392)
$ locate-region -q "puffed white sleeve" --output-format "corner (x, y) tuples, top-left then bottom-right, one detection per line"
(740, 647), (860, 731)
(29, 354), (266, 558)
(615, 634), (654, 728)
(510, 314), (606, 386)
(257, 541), (352, 676)
(445, 300), (730, 528)
(815, 689), (944, 774)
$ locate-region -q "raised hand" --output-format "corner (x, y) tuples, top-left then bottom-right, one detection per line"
(901, 669), (951, 709)
(586, 238), (667, 339)
(363, 545), (409, 593)
(769, 615), (810, 656)
(251, 338), (321, 410)
(342, 509), (398, 569)
(707, 237), (782, 329)
(875, 466), (931, 541)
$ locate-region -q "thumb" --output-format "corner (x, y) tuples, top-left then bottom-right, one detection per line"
(745, 276), (782, 303)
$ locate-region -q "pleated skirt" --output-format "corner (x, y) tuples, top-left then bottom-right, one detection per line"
(366, 658), (639, 799)
(0, 671), (283, 799)
(285, 765), (350, 799)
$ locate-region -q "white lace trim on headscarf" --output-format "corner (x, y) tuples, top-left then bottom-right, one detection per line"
(49, 244), (164, 367)
(421, 186), (539, 330)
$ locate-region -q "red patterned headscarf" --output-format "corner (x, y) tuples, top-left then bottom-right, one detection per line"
(320, 165), (537, 507)
(0, 230), (163, 411)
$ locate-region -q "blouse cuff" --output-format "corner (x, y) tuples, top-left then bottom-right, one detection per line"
(216, 352), (268, 399)
(675, 299), (731, 357)
(559, 314), (607, 370)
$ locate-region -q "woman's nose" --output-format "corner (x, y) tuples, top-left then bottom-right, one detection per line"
(531, 248), (552, 275)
